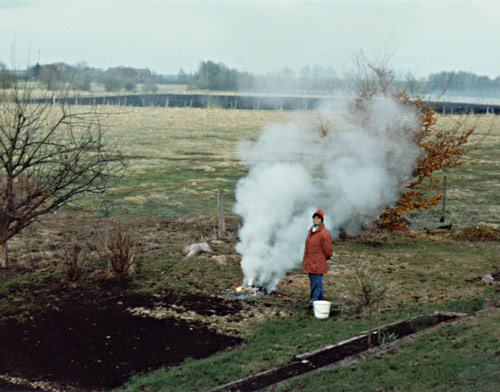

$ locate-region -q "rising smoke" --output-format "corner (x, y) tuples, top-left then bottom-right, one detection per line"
(234, 94), (422, 292)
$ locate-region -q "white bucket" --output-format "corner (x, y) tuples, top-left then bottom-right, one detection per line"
(313, 300), (331, 319)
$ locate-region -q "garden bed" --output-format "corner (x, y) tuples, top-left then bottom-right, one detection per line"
(0, 293), (242, 391)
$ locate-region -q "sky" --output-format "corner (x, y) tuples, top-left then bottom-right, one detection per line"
(1, 0), (499, 78)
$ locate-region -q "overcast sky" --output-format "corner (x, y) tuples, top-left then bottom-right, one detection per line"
(1, 0), (499, 78)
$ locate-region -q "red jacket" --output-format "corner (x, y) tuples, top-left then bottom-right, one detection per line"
(302, 224), (333, 274)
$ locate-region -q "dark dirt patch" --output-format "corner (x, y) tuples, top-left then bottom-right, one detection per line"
(0, 294), (242, 391)
(180, 293), (242, 316)
(96, 290), (243, 317)
(0, 378), (44, 391)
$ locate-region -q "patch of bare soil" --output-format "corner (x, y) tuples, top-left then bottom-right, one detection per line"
(0, 293), (242, 391)
(0, 377), (45, 391)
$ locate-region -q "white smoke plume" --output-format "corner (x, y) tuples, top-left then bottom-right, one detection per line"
(234, 94), (422, 292)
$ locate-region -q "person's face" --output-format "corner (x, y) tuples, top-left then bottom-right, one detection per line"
(313, 216), (322, 225)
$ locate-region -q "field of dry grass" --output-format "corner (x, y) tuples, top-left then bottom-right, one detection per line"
(64, 106), (500, 232)
(412, 113), (500, 228)
(69, 106), (296, 215)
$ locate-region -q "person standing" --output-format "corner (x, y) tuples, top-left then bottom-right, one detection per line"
(302, 210), (333, 309)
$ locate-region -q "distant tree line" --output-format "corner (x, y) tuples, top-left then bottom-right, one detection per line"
(427, 71), (500, 97)
(0, 61), (179, 93)
(183, 61), (338, 93)
(184, 63), (500, 96)
(186, 63), (500, 96)
(1, 59), (500, 97)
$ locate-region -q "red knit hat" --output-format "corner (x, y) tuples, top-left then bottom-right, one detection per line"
(312, 209), (324, 221)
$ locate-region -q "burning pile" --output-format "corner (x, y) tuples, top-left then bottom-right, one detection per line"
(222, 285), (266, 299)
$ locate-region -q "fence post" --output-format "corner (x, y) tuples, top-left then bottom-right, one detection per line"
(218, 188), (225, 238)
(440, 175), (447, 223)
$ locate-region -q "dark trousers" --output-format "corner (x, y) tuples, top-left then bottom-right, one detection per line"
(308, 273), (324, 307)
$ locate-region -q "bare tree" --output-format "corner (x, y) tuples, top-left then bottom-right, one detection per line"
(348, 49), (396, 98)
(339, 258), (393, 347)
(0, 74), (124, 269)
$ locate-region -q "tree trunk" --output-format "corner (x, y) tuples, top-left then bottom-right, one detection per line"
(0, 241), (8, 269)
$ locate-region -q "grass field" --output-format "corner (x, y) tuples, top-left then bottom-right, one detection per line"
(1, 106), (500, 391)
(69, 107), (500, 230)
(69, 106), (295, 216)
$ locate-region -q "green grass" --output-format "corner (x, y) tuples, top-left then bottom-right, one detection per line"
(272, 307), (500, 392)
(0, 267), (65, 317)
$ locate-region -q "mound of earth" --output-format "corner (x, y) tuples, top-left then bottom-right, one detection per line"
(0, 293), (242, 390)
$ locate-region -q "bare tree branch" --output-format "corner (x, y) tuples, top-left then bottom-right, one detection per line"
(0, 72), (126, 268)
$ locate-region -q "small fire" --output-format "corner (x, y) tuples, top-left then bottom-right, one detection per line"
(222, 285), (265, 298)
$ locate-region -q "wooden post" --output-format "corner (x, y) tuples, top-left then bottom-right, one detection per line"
(440, 175), (447, 223)
(218, 188), (225, 238)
